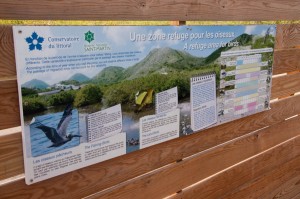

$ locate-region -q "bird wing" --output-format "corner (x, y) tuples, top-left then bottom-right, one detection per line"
(57, 115), (72, 138)
(36, 125), (64, 144)
(57, 104), (73, 137)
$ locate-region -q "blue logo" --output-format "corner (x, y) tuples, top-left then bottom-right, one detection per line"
(25, 32), (44, 51)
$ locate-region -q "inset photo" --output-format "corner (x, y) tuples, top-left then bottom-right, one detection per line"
(30, 105), (81, 157)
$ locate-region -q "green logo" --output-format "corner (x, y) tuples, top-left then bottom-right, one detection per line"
(85, 31), (94, 43)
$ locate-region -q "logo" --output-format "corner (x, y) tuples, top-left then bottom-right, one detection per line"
(85, 31), (94, 43)
(25, 32), (44, 51)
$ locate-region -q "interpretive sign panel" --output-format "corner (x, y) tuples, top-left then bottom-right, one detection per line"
(13, 25), (276, 184)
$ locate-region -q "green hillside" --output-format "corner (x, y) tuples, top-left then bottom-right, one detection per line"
(22, 79), (49, 90)
(205, 33), (275, 64)
(123, 47), (205, 80)
(69, 73), (90, 83)
(205, 33), (253, 64)
(92, 66), (125, 85)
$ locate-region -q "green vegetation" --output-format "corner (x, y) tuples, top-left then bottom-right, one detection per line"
(92, 66), (125, 85)
(123, 48), (205, 80)
(261, 66), (269, 71)
(225, 66), (236, 72)
(103, 66), (219, 107)
(74, 85), (103, 107)
(21, 79), (49, 90)
(205, 34), (253, 64)
(252, 36), (275, 49)
(21, 87), (38, 97)
(68, 73), (90, 83)
(225, 85), (235, 90)
(224, 76), (235, 81)
(48, 90), (76, 106)
(23, 97), (47, 115)
(60, 80), (81, 86)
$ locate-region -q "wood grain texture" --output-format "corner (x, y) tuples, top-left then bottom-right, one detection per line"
(273, 49), (300, 74)
(0, 26), (16, 78)
(223, 139), (300, 199)
(0, 132), (23, 181)
(0, 80), (20, 130)
(1, 104), (300, 199)
(270, 176), (300, 199)
(171, 136), (300, 199)
(226, 168), (300, 199)
(276, 24), (300, 49)
(1, 0), (300, 20)
(271, 72), (300, 99)
(85, 117), (300, 199)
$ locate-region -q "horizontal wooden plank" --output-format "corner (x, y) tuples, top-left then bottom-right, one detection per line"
(1, 0), (300, 20)
(226, 168), (300, 199)
(271, 72), (300, 99)
(0, 132), (23, 181)
(85, 117), (300, 199)
(276, 24), (300, 49)
(0, 80), (20, 130)
(1, 106), (300, 199)
(171, 136), (300, 199)
(273, 49), (300, 74)
(0, 26), (15, 78)
(223, 146), (300, 199)
(271, 175), (300, 199)
(1, 90), (300, 184)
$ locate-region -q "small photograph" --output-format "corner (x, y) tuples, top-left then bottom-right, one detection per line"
(30, 105), (80, 157)
(220, 70), (226, 78)
(180, 113), (193, 136)
(126, 133), (140, 153)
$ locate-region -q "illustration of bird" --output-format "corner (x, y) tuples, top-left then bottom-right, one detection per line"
(35, 105), (81, 147)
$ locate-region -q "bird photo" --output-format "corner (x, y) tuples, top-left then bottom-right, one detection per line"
(29, 104), (80, 157)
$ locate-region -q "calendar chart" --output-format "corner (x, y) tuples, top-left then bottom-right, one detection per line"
(218, 48), (273, 124)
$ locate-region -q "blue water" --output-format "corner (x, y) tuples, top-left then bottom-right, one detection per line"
(30, 109), (80, 157)
(26, 101), (191, 156)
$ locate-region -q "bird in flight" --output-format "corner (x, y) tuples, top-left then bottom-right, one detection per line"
(35, 104), (81, 147)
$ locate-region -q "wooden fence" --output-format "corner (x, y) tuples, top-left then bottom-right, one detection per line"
(1, 1), (300, 198)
